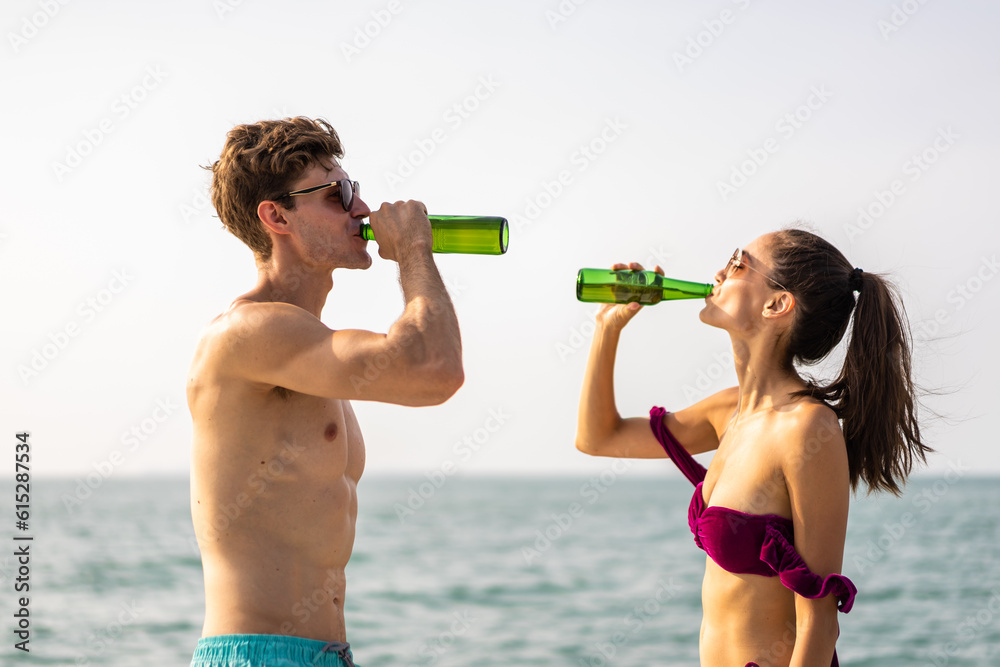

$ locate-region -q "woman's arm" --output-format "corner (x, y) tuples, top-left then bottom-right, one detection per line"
(784, 405), (851, 667)
(575, 262), (734, 459)
(575, 298), (668, 458)
(575, 262), (670, 458)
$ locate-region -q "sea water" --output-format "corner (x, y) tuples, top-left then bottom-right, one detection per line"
(1, 474), (998, 666)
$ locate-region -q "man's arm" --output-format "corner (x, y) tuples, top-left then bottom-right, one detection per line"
(213, 201), (463, 406)
(380, 200), (464, 403)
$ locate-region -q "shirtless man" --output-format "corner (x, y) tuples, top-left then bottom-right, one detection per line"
(186, 117), (463, 667)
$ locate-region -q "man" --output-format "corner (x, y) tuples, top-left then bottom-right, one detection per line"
(186, 117), (464, 667)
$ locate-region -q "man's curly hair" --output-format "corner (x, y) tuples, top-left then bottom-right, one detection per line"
(206, 117), (344, 261)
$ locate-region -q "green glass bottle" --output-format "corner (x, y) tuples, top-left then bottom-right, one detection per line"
(360, 216), (508, 255)
(576, 269), (713, 304)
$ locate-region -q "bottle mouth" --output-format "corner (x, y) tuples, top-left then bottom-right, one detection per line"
(499, 220), (509, 254)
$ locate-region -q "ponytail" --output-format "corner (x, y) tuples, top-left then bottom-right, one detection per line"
(769, 229), (931, 495)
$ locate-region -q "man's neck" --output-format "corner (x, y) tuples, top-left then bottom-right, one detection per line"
(251, 258), (334, 318)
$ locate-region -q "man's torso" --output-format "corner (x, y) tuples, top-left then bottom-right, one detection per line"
(188, 303), (365, 642)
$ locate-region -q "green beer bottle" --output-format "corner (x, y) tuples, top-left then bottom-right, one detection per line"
(576, 269), (713, 305)
(361, 215), (508, 255)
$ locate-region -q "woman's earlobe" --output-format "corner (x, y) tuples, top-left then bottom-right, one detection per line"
(763, 293), (795, 319)
(777, 292), (796, 316)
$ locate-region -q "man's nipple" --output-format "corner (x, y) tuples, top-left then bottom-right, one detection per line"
(324, 422), (339, 441)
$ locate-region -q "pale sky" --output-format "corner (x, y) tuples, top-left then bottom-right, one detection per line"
(4, 0), (999, 480)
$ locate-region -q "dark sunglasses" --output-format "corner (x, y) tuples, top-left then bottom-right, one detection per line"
(280, 179), (359, 211)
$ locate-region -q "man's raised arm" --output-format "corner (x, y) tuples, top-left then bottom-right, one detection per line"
(208, 200), (464, 406)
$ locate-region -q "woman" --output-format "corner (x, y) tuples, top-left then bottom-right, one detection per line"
(575, 229), (929, 666)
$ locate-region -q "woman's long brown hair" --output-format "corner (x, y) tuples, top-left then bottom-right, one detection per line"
(769, 228), (931, 495)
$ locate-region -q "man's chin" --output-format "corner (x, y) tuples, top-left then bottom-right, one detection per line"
(345, 253), (372, 270)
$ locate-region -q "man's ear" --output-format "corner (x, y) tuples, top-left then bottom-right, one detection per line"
(763, 291), (795, 320)
(258, 200), (292, 236)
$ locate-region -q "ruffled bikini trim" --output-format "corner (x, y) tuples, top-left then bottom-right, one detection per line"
(760, 524), (857, 613)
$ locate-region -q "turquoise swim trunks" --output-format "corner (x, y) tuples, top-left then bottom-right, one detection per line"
(190, 634), (359, 667)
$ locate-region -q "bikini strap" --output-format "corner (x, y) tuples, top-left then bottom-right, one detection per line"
(649, 406), (707, 486)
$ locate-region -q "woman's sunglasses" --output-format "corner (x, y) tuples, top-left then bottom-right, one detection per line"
(723, 248), (789, 291)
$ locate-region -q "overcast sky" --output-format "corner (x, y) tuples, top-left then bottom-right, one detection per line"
(4, 0), (998, 481)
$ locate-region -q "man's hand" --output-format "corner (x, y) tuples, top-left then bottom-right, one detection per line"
(368, 200), (433, 263)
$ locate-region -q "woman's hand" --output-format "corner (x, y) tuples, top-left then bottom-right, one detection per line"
(575, 260), (671, 459)
(594, 262), (665, 331)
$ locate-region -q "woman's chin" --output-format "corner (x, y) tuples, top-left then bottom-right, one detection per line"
(698, 306), (723, 329)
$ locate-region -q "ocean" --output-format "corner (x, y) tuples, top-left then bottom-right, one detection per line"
(2, 473), (998, 666)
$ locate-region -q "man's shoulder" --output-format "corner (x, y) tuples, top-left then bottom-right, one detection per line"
(204, 300), (319, 347)
(190, 300), (306, 376)
(190, 301), (319, 403)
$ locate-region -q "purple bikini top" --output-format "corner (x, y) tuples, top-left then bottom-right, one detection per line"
(650, 407), (857, 613)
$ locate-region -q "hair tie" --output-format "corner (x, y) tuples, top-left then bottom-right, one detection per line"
(849, 267), (864, 292)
